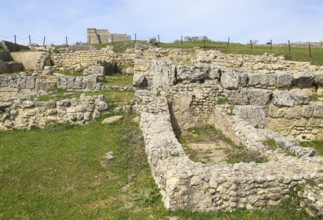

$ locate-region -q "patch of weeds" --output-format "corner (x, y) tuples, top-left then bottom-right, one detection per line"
(58, 70), (84, 76)
(133, 188), (160, 205)
(102, 74), (133, 87)
(263, 138), (280, 149)
(156, 91), (161, 97)
(180, 125), (267, 164)
(43, 121), (76, 132)
(226, 147), (267, 164)
(264, 138), (297, 157)
(227, 105), (235, 115)
(217, 97), (230, 105)
(309, 93), (319, 102)
(300, 140), (323, 155)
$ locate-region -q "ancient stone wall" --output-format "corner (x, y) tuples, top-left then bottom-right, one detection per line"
(0, 94), (108, 130)
(51, 48), (135, 72)
(135, 93), (323, 213)
(133, 48), (323, 141)
(87, 28), (131, 44)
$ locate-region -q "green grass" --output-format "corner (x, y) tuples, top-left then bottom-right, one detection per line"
(179, 125), (267, 164)
(0, 118), (316, 219)
(300, 140), (323, 155)
(159, 41), (323, 66)
(103, 74), (133, 87)
(216, 97), (230, 105)
(309, 93), (320, 102)
(263, 138), (280, 149)
(57, 70), (84, 76)
(92, 41), (138, 53)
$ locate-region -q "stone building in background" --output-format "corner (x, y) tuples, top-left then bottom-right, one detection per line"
(87, 28), (131, 44)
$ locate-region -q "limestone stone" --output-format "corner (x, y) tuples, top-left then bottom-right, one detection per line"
(176, 65), (210, 82)
(234, 105), (267, 128)
(133, 74), (148, 88)
(220, 71), (240, 90)
(248, 73), (267, 88)
(272, 90), (309, 107)
(312, 104), (323, 118)
(152, 60), (176, 91)
(102, 115), (123, 124)
(292, 72), (315, 88)
(276, 72), (293, 88)
(247, 89), (272, 106)
(314, 73), (323, 86)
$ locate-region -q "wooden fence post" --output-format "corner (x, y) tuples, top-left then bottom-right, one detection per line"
(181, 35), (183, 45)
(250, 40), (253, 49)
(43, 37), (46, 46)
(288, 40), (291, 53)
(270, 39), (273, 50)
(29, 35), (31, 45)
(227, 37), (230, 47)
(309, 43), (312, 58)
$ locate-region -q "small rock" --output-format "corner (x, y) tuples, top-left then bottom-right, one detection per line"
(102, 116), (123, 124)
(133, 116), (140, 123)
(105, 151), (114, 160)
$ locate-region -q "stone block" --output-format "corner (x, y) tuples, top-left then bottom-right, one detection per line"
(248, 73), (267, 88)
(276, 72), (293, 88)
(176, 65), (210, 82)
(272, 90), (309, 107)
(133, 74), (148, 88)
(25, 76), (36, 89)
(285, 106), (302, 119)
(268, 105), (287, 118)
(266, 74), (276, 87)
(225, 88), (249, 105)
(247, 89), (272, 105)
(312, 104), (323, 118)
(220, 71), (240, 90)
(152, 60), (176, 91)
(234, 105), (267, 128)
(292, 72), (314, 88)
(314, 72), (323, 86)
(0, 75), (8, 87)
(239, 73), (249, 87)
(303, 105), (315, 118)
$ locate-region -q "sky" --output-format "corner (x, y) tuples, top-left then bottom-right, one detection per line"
(1, 0), (323, 45)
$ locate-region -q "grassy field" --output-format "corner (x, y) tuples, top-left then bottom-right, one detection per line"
(103, 74), (133, 87)
(0, 39), (321, 219)
(0, 113), (317, 220)
(94, 40), (323, 66)
(159, 41), (323, 66)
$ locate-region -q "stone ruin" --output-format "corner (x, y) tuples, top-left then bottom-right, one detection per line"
(132, 47), (323, 216)
(0, 42), (322, 216)
(87, 28), (131, 44)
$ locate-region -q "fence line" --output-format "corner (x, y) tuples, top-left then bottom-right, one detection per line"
(0, 33), (321, 58)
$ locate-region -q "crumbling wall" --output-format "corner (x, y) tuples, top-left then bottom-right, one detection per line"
(133, 49), (323, 141)
(51, 47), (135, 72)
(0, 94), (108, 130)
(136, 93), (323, 213)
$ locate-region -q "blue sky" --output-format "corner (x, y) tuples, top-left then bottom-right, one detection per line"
(1, 0), (323, 45)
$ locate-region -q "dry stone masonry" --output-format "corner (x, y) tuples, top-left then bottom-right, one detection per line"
(132, 46), (323, 216)
(135, 93), (323, 213)
(133, 48), (323, 141)
(0, 94), (108, 130)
